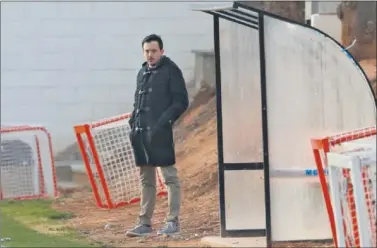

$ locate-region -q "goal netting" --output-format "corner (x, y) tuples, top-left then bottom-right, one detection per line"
(0, 125), (58, 200)
(74, 113), (167, 209)
(327, 149), (376, 247)
(311, 126), (376, 247)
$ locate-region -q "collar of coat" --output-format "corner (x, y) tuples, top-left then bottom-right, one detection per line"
(142, 55), (171, 70)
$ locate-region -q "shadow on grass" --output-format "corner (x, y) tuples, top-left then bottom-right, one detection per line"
(0, 199), (75, 220)
(0, 199), (100, 247)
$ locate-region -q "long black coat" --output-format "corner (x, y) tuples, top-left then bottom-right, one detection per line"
(128, 56), (189, 166)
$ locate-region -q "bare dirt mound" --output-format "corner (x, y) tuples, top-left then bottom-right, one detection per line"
(359, 59), (377, 97)
(53, 85), (219, 247)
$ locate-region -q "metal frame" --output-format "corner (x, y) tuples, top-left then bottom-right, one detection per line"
(211, 2), (270, 242)
(193, 1), (377, 246)
(0, 125), (59, 200)
(327, 151), (376, 247)
(74, 113), (168, 209)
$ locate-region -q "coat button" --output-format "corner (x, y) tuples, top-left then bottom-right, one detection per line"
(148, 88), (152, 92)
(146, 126), (151, 130)
(144, 107), (150, 112)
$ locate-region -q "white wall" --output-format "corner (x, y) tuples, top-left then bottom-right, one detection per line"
(1, 1), (215, 153)
(311, 14), (341, 42)
(305, 1), (340, 20)
(305, 1), (342, 44)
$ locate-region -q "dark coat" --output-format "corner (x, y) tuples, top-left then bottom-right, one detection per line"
(128, 56), (189, 166)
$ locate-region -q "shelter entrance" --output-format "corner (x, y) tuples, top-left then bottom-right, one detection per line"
(192, 2), (377, 246)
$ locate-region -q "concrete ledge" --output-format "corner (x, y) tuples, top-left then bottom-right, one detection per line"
(54, 160), (91, 187)
(55, 164), (73, 182)
(191, 49), (214, 55)
(58, 181), (86, 194)
(201, 236), (267, 247)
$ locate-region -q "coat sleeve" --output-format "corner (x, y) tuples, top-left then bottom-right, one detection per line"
(155, 65), (189, 128)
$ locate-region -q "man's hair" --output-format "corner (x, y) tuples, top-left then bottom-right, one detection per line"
(142, 34), (163, 50)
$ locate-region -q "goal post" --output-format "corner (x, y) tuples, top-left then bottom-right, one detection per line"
(327, 149), (376, 248)
(311, 126), (376, 247)
(74, 113), (167, 209)
(0, 125), (58, 200)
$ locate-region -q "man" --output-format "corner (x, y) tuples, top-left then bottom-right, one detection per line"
(126, 34), (189, 237)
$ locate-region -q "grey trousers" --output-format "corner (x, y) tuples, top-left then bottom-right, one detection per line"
(138, 165), (181, 226)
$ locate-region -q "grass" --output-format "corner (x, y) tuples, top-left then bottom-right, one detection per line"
(0, 199), (99, 247)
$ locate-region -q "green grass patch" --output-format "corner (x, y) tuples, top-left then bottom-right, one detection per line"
(0, 199), (98, 247)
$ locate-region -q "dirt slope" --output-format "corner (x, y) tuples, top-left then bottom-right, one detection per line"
(53, 85), (219, 247)
(359, 59), (377, 97)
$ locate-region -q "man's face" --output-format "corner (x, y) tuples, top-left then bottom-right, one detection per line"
(143, 41), (164, 66)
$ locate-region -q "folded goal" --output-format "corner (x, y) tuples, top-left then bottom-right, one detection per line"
(74, 113), (167, 209)
(327, 149), (376, 247)
(0, 125), (58, 200)
(311, 126), (376, 247)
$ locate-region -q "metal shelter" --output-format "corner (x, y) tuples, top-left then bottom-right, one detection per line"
(192, 2), (377, 246)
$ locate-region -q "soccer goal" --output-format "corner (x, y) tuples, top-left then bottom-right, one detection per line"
(0, 125), (58, 200)
(327, 148), (376, 247)
(74, 113), (167, 209)
(311, 126), (376, 247)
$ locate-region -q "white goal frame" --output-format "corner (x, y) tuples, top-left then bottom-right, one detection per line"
(0, 125), (58, 200)
(327, 149), (376, 248)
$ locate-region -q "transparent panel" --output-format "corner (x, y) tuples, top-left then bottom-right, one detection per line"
(264, 15), (376, 241)
(224, 170), (265, 230)
(219, 19), (263, 164)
